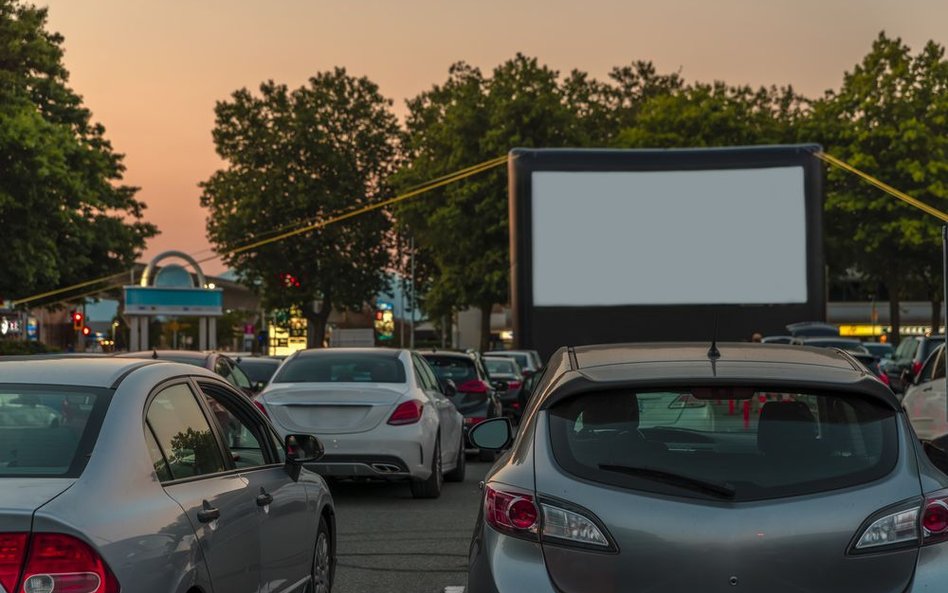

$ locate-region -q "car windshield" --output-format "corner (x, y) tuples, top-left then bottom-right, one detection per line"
(485, 358), (517, 375)
(493, 353), (529, 368)
(548, 388), (897, 502)
(423, 355), (478, 383)
(272, 352), (406, 383)
(239, 359), (280, 383)
(0, 386), (108, 477)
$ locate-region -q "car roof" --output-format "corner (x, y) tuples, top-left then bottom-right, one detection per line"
(0, 358), (161, 388)
(293, 348), (404, 358)
(798, 337), (862, 344)
(539, 342), (898, 410)
(421, 350), (474, 359)
(117, 350), (212, 362)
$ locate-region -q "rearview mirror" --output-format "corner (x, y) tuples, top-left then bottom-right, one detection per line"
(285, 434), (324, 463)
(469, 417), (512, 451)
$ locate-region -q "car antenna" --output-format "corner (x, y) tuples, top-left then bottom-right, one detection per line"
(151, 349), (158, 359)
(707, 316), (721, 361)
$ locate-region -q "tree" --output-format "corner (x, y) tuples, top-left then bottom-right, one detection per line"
(200, 69), (400, 347)
(0, 0), (157, 302)
(808, 33), (948, 341)
(396, 56), (586, 350)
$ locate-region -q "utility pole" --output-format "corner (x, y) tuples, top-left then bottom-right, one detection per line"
(943, 226), (947, 423)
(409, 237), (415, 350)
(399, 237), (406, 349)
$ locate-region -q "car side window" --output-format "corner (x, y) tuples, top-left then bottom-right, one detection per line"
(145, 425), (173, 482)
(229, 363), (252, 390)
(145, 383), (226, 481)
(932, 349), (946, 381)
(418, 357), (441, 392)
(200, 385), (268, 469)
(411, 355), (436, 391)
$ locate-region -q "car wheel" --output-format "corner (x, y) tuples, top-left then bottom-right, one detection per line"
(311, 516), (333, 593)
(444, 433), (466, 483)
(410, 439), (443, 499)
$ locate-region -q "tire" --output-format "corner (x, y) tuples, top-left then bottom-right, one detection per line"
(311, 515), (333, 593)
(444, 433), (466, 483)
(410, 439), (443, 499)
(478, 449), (498, 463)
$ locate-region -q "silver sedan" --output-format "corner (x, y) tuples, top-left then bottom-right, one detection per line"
(0, 357), (334, 593)
(256, 348), (465, 498)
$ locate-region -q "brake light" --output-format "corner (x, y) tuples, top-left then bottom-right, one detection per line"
(463, 416), (486, 426)
(878, 371), (891, 386)
(485, 485), (538, 534)
(457, 380), (489, 394)
(19, 533), (120, 593)
(388, 400), (424, 425)
(0, 533), (27, 593)
(253, 399), (270, 419)
(923, 491), (948, 545)
(913, 360), (924, 376)
(507, 380), (522, 391)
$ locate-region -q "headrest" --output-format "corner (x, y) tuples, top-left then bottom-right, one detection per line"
(581, 393), (639, 428)
(757, 400), (818, 456)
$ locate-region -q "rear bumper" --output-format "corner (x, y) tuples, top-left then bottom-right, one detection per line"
(468, 525), (557, 593)
(910, 542), (948, 591)
(306, 454), (413, 479)
(298, 430), (431, 480)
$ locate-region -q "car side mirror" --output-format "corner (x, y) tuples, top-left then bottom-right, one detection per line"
(491, 380), (508, 392)
(285, 434), (324, 464)
(469, 417), (512, 451)
(252, 380), (266, 394)
(442, 379), (458, 397)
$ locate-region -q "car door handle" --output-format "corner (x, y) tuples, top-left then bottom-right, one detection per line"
(256, 488), (273, 507)
(197, 500), (220, 523)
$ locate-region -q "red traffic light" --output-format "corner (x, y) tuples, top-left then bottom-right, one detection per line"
(72, 311), (84, 330)
(81, 326), (91, 336)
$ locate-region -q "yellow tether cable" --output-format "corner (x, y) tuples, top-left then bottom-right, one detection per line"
(814, 151), (948, 223)
(12, 154), (510, 306)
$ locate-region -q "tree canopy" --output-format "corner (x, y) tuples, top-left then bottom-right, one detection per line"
(0, 0), (156, 303)
(200, 68), (400, 347)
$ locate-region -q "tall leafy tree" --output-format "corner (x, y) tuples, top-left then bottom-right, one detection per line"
(0, 0), (156, 303)
(396, 55), (585, 350)
(201, 69), (400, 347)
(808, 33), (948, 340)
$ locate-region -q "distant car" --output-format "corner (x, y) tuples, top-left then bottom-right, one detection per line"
(421, 350), (503, 461)
(761, 336), (793, 344)
(116, 350), (257, 396)
(467, 343), (947, 593)
(884, 335), (946, 394)
(257, 348), (465, 498)
(484, 356), (526, 422)
(864, 341), (895, 360)
(851, 352), (892, 389)
(791, 337), (870, 354)
(237, 356), (283, 389)
(0, 357), (335, 593)
(786, 321), (840, 337)
(486, 349), (543, 376)
(903, 344), (947, 442)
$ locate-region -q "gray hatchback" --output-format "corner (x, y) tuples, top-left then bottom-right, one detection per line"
(0, 358), (334, 593)
(468, 343), (948, 593)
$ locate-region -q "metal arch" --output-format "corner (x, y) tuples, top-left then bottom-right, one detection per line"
(140, 250), (207, 287)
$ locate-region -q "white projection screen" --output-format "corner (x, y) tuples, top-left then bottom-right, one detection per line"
(531, 167), (808, 306)
(509, 146), (825, 358)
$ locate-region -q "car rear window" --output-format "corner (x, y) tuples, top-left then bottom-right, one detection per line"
(423, 355), (477, 383)
(485, 359), (517, 375)
(0, 386), (109, 477)
(272, 352), (406, 383)
(549, 388), (897, 502)
(240, 359), (280, 383)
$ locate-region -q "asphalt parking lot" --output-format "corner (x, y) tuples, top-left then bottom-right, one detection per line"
(330, 461), (492, 593)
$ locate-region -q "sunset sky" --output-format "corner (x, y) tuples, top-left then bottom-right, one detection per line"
(42, 0), (948, 276)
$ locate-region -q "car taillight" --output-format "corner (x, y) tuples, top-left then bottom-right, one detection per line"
(922, 491), (948, 545)
(913, 360), (924, 376)
(0, 533), (28, 593)
(878, 371), (891, 386)
(253, 399), (270, 419)
(457, 380), (489, 394)
(853, 506), (919, 551)
(507, 380), (522, 391)
(19, 533), (120, 593)
(463, 416), (486, 426)
(483, 485), (613, 550)
(388, 400), (424, 425)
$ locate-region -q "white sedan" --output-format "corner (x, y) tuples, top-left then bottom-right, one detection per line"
(255, 348), (465, 498)
(903, 344), (948, 443)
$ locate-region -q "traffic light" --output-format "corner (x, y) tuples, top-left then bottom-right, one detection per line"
(81, 326), (91, 337)
(71, 311), (84, 331)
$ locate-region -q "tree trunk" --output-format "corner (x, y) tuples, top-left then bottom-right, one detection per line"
(886, 277), (901, 346)
(305, 296), (332, 349)
(479, 304), (492, 353)
(933, 298), (942, 335)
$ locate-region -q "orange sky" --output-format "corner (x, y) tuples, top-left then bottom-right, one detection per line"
(42, 0), (948, 276)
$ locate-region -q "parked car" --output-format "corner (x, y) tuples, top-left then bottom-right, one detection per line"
(864, 341), (895, 360)
(116, 350), (257, 396)
(487, 349), (543, 376)
(884, 335), (946, 394)
(237, 355), (283, 390)
(0, 357), (334, 593)
(903, 344), (947, 440)
(790, 336), (870, 354)
(851, 352), (893, 389)
(484, 356), (526, 422)
(256, 348), (465, 498)
(421, 349), (503, 461)
(466, 342), (947, 593)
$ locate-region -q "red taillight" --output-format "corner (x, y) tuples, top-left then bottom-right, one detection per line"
(879, 372), (891, 386)
(253, 399), (270, 419)
(19, 533), (120, 593)
(913, 360), (924, 376)
(507, 380), (522, 391)
(0, 533), (27, 593)
(463, 416), (486, 426)
(388, 400), (424, 425)
(457, 379), (489, 394)
(923, 495), (948, 545)
(485, 485), (538, 534)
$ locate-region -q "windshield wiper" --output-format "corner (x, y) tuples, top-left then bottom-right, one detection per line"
(598, 464), (737, 499)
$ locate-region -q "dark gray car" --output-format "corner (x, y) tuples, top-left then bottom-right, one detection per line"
(0, 358), (335, 593)
(467, 343), (948, 593)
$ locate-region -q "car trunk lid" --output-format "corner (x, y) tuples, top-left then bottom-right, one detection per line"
(261, 383), (410, 434)
(0, 478), (75, 531)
